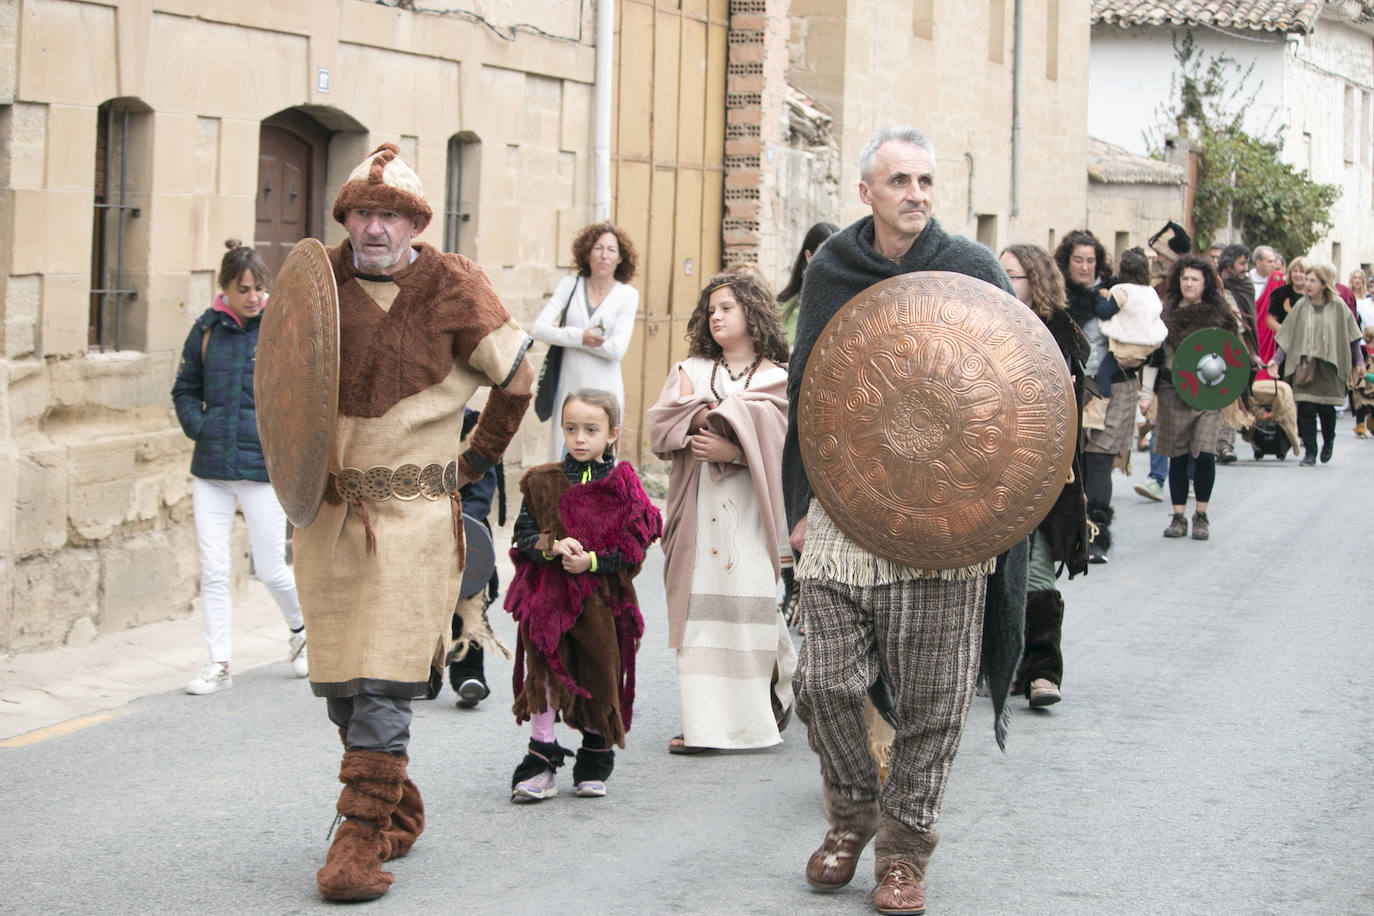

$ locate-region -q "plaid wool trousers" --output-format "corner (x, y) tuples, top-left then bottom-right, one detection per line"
(794, 574), (985, 833)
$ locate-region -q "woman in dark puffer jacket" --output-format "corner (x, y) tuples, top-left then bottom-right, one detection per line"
(172, 240), (306, 695)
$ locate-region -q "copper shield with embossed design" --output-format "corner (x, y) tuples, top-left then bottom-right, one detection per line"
(254, 238), (340, 528)
(798, 271), (1076, 569)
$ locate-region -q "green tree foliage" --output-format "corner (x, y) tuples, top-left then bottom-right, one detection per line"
(1150, 32), (1340, 258)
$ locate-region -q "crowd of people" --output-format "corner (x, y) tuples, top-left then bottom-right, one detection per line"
(170, 129), (1368, 913)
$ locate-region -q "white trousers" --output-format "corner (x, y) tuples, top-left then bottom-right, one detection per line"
(192, 477), (303, 662)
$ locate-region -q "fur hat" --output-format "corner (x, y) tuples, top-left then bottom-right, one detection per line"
(1148, 220), (1192, 257)
(332, 143), (432, 232)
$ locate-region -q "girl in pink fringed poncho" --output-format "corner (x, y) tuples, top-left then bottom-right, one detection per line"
(504, 388), (662, 801)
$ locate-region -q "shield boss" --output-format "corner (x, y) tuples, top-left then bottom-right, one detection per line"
(254, 238), (340, 528)
(798, 271), (1077, 569)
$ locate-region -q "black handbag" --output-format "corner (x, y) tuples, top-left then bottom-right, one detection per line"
(533, 279), (579, 422)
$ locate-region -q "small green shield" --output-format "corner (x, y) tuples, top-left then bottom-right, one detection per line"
(1171, 327), (1249, 411)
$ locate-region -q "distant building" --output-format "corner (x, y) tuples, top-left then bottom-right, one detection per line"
(1089, 0), (1374, 270)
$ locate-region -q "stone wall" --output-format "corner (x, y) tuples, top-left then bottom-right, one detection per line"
(789, 0), (1092, 252)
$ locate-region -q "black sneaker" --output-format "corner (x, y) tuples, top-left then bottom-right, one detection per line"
(1217, 444), (1237, 464)
(455, 678), (490, 708)
(1320, 440), (1334, 463)
(1088, 542), (1108, 564)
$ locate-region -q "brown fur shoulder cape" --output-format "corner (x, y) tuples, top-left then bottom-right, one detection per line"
(504, 462), (662, 747)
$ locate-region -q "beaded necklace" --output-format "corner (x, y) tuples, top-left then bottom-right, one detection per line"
(709, 353), (762, 401)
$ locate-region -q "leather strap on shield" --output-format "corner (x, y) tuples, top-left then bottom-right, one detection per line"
(254, 238), (340, 528)
(798, 272), (1077, 569)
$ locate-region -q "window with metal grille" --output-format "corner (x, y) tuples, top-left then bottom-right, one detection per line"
(90, 99), (148, 351)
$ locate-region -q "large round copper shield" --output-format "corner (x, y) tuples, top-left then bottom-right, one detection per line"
(798, 271), (1077, 569)
(254, 238), (340, 528)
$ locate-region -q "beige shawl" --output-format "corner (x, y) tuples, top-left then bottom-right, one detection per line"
(647, 362), (789, 648)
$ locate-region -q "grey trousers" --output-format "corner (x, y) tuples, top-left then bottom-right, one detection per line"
(327, 695), (412, 754)
(794, 574), (985, 833)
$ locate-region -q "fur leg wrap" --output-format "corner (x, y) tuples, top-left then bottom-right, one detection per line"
(317, 750), (407, 901)
(824, 780), (880, 837)
(874, 814), (940, 882)
(573, 732), (616, 784)
(510, 738), (571, 789)
(382, 770), (424, 861)
(1086, 505), (1113, 551)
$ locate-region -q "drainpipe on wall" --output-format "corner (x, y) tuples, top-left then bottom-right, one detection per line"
(965, 152), (975, 223)
(1011, 0), (1023, 218)
(593, 0), (614, 222)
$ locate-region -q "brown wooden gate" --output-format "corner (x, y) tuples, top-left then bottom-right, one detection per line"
(255, 112), (329, 278)
(613, 0), (728, 465)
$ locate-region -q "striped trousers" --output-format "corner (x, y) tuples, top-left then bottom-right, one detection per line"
(794, 574), (985, 833)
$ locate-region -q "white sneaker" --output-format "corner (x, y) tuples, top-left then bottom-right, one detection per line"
(512, 769), (557, 801)
(186, 662), (232, 695)
(288, 632), (308, 678)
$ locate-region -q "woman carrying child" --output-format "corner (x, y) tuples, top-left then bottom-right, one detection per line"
(504, 389), (662, 800)
(1095, 247), (1168, 398)
(648, 268), (797, 754)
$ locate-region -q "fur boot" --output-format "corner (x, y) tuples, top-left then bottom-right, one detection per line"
(316, 750), (406, 902)
(1086, 504), (1113, 563)
(873, 815), (940, 914)
(335, 728), (423, 861)
(1017, 590), (1065, 695)
(874, 814), (940, 881)
(804, 782), (881, 890)
(572, 731), (616, 785)
(383, 769), (425, 861)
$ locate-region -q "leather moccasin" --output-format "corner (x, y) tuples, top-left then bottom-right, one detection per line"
(870, 862), (926, 915)
(805, 826), (874, 890)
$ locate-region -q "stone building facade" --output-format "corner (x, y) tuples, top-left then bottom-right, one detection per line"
(1, 0), (1097, 657)
(0, 0), (601, 654)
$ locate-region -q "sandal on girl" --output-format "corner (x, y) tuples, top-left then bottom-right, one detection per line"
(668, 734), (708, 755)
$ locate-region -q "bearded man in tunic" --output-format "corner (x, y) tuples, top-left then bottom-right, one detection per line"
(296, 144), (534, 901)
(783, 125), (1022, 915)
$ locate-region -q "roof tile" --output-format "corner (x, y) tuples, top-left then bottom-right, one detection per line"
(1090, 1), (1326, 33)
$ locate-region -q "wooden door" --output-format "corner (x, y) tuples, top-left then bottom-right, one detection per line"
(613, 0), (728, 465)
(255, 126), (313, 278)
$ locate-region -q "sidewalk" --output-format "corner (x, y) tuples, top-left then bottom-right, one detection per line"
(0, 520), (520, 745)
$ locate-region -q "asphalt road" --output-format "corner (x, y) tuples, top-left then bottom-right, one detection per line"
(3, 440), (1372, 915)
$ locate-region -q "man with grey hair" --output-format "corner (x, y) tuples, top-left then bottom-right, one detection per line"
(1250, 245), (1279, 299)
(783, 124), (1021, 915)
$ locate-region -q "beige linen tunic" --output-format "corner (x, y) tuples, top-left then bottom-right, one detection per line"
(295, 257), (529, 698)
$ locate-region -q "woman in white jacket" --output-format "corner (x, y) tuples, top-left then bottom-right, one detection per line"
(531, 222), (640, 461)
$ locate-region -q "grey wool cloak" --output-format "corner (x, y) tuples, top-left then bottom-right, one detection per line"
(781, 214), (1026, 749)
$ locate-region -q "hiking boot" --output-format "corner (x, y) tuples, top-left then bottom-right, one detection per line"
(1191, 511), (1210, 541)
(1134, 477), (1165, 502)
(1163, 513), (1188, 538)
(1356, 423), (1368, 439)
(288, 631), (308, 678)
(185, 662), (232, 695)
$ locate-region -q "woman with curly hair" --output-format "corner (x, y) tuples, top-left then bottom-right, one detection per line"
(999, 244), (1090, 707)
(1141, 255), (1246, 539)
(647, 268), (796, 753)
(1054, 229), (1125, 564)
(531, 222), (639, 460)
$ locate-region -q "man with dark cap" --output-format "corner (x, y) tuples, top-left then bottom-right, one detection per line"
(293, 143), (533, 901)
